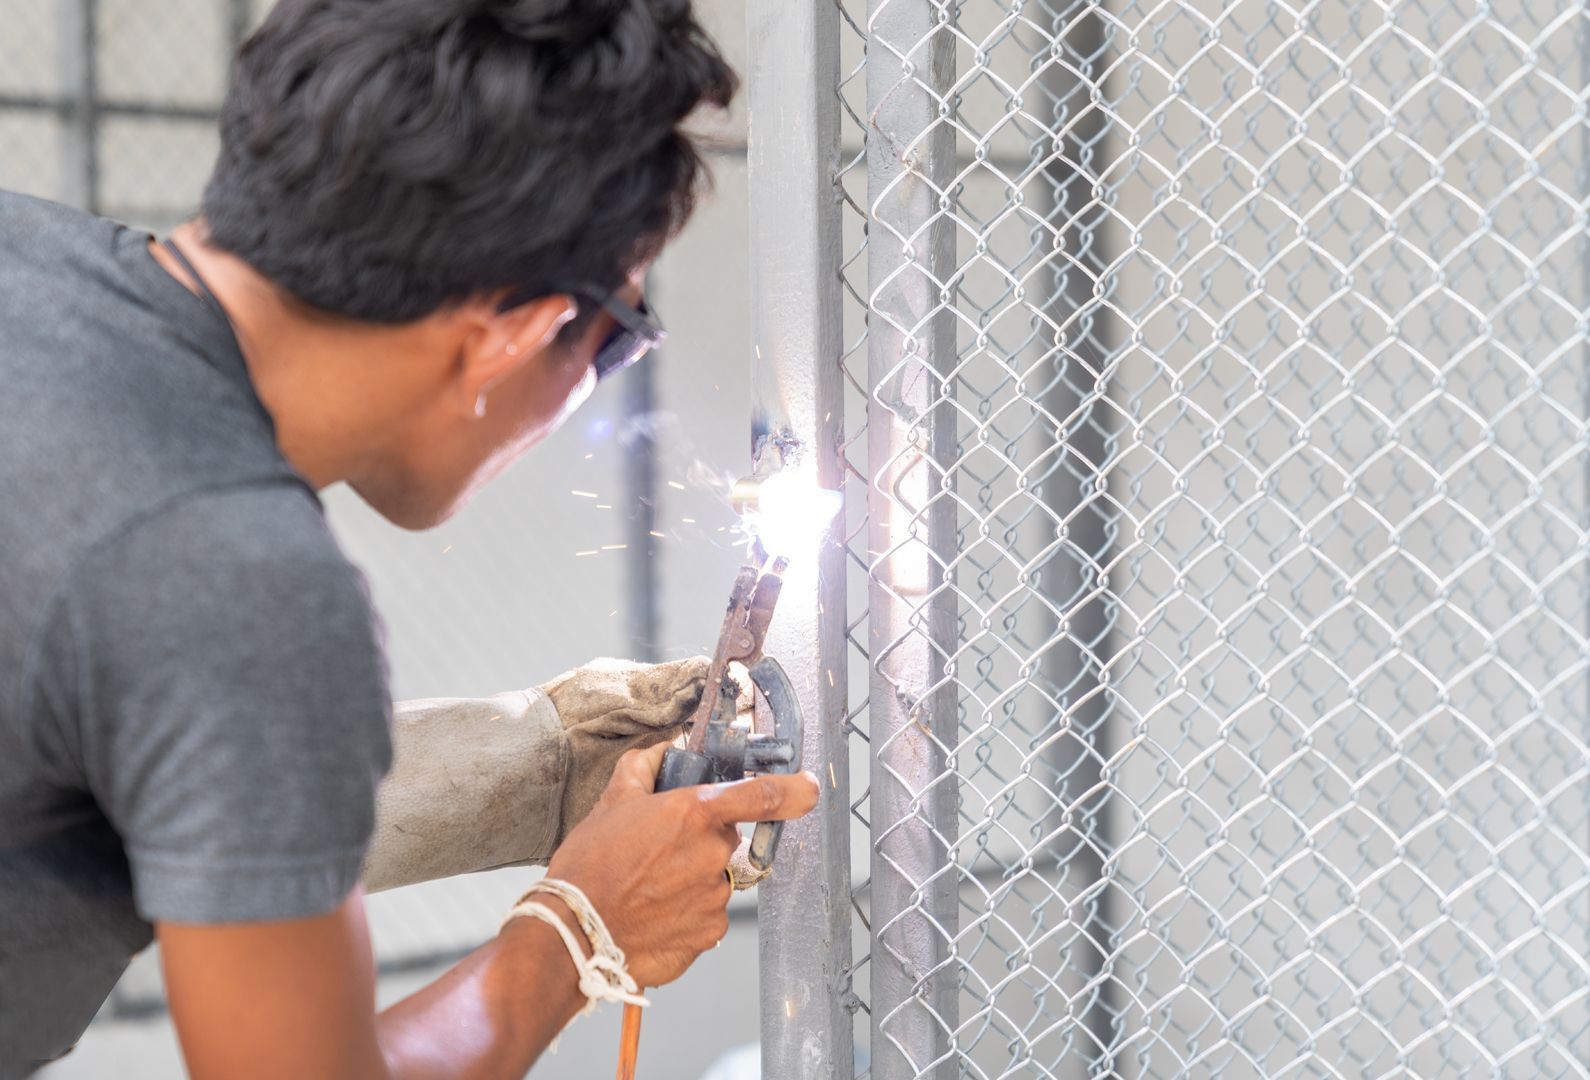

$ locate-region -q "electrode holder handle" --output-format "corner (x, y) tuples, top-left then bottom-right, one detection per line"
(656, 655), (803, 872)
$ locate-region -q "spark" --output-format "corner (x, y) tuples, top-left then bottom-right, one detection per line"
(828, 762), (837, 788)
(649, 531), (666, 539)
(602, 544), (628, 551)
(827, 669), (835, 688)
(784, 1000), (792, 1019)
(596, 504), (612, 510)
(571, 490), (599, 499)
(756, 346), (763, 361)
(584, 453), (594, 460)
(610, 610), (619, 618)
(441, 545), (454, 555)
(575, 549), (600, 557)
(682, 517), (696, 524)
(668, 480), (686, 491)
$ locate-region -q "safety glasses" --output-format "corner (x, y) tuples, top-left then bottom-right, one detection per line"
(499, 285), (666, 382)
(584, 290), (666, 381)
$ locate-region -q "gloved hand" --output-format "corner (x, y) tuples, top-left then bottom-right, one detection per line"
(554, 661), (774, 891)
(549, 659), (782, 893)
(543, 656), (709, 848)
(361, 656), (708, 893)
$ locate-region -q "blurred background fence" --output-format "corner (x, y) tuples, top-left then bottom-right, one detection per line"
(809, 0), (1590, 1076)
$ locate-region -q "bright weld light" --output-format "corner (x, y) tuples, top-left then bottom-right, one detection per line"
(744, 466), (842, 556)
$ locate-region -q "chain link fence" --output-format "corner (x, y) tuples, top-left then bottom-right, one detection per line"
(0, 0), (262, 225)
(823, 0), (1589, 1075)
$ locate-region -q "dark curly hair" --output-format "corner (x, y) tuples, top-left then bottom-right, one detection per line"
(202, 0), (736, 324)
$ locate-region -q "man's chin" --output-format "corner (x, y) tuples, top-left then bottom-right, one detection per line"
(349, 479), (463, 532)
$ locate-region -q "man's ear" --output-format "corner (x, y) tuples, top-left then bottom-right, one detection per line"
(456, 294), (578, 415)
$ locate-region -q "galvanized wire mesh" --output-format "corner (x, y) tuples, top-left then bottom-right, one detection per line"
(832, 0), (1590, 1075)
(0, 0), (268, 226)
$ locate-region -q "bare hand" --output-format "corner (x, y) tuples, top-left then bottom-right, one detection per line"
(543, 742), (819, 987)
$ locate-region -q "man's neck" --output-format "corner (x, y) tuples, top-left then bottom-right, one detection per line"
(149, 223), (423, 490)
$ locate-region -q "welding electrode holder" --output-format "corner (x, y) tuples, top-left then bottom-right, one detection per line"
(656, 655), (802, 870)
(652, 558), (804, 872)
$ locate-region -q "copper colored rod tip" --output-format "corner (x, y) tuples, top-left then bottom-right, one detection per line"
(616, 1002), (644, 1080)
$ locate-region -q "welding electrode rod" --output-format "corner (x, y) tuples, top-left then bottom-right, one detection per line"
(616, 1001), (644, 1080)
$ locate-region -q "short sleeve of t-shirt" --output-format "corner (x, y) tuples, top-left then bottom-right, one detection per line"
(42, 483), (393, 924)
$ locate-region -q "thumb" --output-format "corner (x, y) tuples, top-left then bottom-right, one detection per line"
(599, 742), (672, 805)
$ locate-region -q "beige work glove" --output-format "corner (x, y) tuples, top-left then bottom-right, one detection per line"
(361, 656), (708, 893)
(542, 656), (710, 848)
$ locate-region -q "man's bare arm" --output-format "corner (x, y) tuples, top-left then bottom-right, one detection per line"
(160, 746), (819, 1080)
(159, 894), (585, 1080)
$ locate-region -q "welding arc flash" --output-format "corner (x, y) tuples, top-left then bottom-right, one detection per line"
(744, 467), (842, 556)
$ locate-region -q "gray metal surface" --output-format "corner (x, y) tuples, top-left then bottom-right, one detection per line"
(745, 1), (854, 1076)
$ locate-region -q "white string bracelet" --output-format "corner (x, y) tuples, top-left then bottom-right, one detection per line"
(521, 880), (646, 1009)
(524, 879), (624, 961)
(501, 882), (649, 1014)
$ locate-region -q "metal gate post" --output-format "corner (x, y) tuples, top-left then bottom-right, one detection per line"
(746, 1), (853, 1076)
(59, 0), (99, 213)
(864, 2), (959, 1076)
(1036, 9), (1120, 1073)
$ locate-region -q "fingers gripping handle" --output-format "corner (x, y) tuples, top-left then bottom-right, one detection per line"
(654, 657), (804, 872)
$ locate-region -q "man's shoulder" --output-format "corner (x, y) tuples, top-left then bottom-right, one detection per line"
(0, 189), (117, 258)
(59, 482), (388, 747)
(86, 482), (364, 601)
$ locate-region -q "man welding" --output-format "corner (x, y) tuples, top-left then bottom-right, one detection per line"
(0, 1), (819, 1076)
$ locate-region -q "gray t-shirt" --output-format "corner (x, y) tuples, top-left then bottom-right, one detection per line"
(0, 192), (393, 1074)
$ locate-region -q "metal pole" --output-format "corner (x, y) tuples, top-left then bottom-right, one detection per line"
(227, 0), (253, 51)
(623, 346), (660, 662)
(865, 2), (958, 1076)
(746, 1), (852, 1076)
(1036, 9), (1121, 1075)
(59, 0), (99, 212)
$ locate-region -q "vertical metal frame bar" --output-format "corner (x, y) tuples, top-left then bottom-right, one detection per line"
(623, 346), (661, 662)
(864, 1), (958, 1076)
(625, 274), (662, 664)
(1036, 9), (1121, 1070)
(59, 0), (100, 212)
(747, 1), (852, 1075)
(226, 0), (253, 51)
